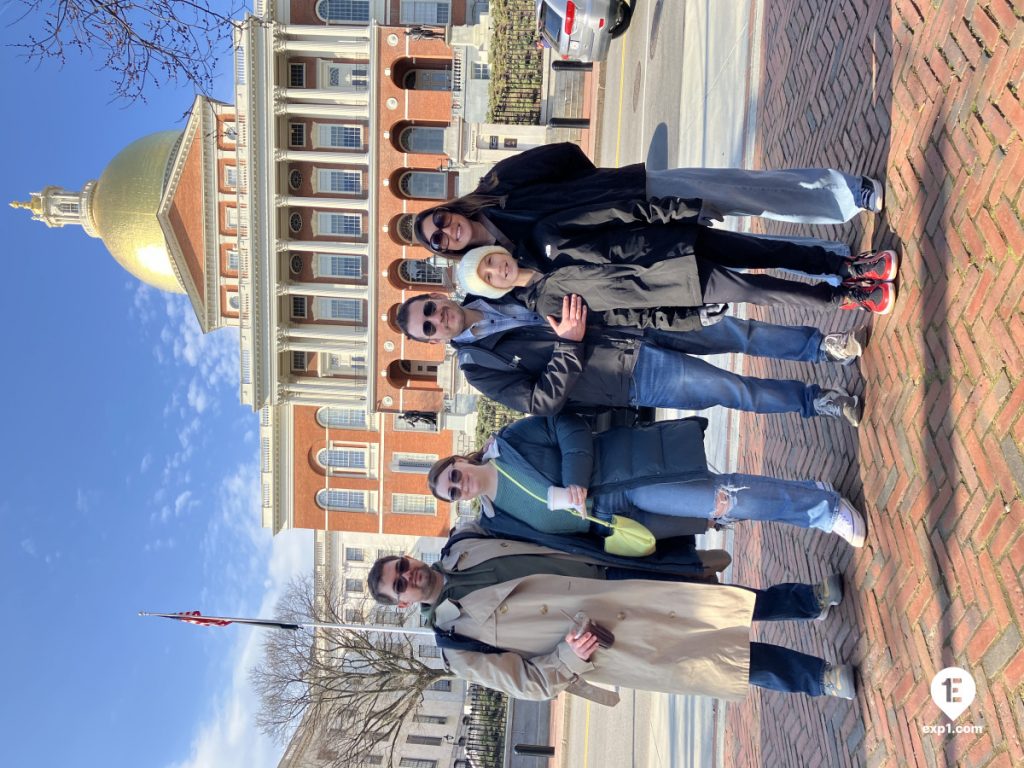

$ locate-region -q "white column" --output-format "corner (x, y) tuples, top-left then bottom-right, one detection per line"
(280, 195), (370, 211)
(276, 149), (369, 164)
(289, 380), (367, 396)
(286, 325), (368, 342)
(276, 24), (372, 41)
(276, 38), (370, 57)
(286, 88), (369, 106)
(280, 282), (368, 299)
(276, 101), (367, 119)
(282, 392), (366, 406)
(280, 240), (369, 254)
(282, 340), (365, 354)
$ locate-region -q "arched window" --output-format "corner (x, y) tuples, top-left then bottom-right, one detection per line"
(398, 259), (445, 285)
(398, 171), (447, 200)
(317, 447), (367, 471)
(316, 0), (370, 22)
(396, 214), (417, 244)
(316, 407), (368, 429)
(402, 68), (452, 91)
(316, 489), (367, 511)
(398, 126), (446, 154)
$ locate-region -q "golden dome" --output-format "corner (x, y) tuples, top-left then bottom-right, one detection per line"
(90, 130), (185, 293)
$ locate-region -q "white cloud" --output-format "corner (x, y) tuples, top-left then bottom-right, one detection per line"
(140, 453), (153, 473)
(20, 538), (37, 557)
(167, 526), (311, 768)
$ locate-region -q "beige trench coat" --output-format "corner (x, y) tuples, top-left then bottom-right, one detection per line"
(433, 532), (755, 706)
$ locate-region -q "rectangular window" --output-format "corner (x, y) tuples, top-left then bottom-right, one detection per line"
(289, 63), (306, 87)
(291, 351), (308, 371)
(412, 714), (448, 725)
(399, 759), (438, 768)
(317, 124), (362, 149)
(472, 62), (490, 79)
(227, 250), (239, 271)
(345, 578), (364, 593)
(314, 254), (362, 279)
(318, 212), (361, 237)
(319, 489), (366, 511)
(322, 353), (368, 377)
(319, 0), (370, 22)
(319, 407), (368, 429)
(321, 447), (368, 470)
(291, 296), (307, 318)
(324, 63), (368, 91)
(224, 165), (238, 187)
(225, 207), (238, 229)
(343, 607), (363, 623)
(417, 645), (442, 659)
(420, 551), (440, 565)
(504, 137), (518, 148)
(314, 297), (363, 322)
(318, 169), (362, 194)
(400, 1), (450, 23)
(345, 547), (365, 562)
(391, 453), (437, 474)
(427, 681), (451, 692)
(289, 123), (306, 147)
(406, 735), (443, 747)
(391, 494), (436, 516)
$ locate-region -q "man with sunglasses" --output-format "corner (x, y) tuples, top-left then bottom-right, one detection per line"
(365, 527), (858, 704)
(395, 291), (863, 426)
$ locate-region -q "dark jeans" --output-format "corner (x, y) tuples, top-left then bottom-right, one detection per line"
(604, 568), (827, 696)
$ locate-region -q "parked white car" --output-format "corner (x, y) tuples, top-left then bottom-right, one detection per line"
(536, 0), (633, 63)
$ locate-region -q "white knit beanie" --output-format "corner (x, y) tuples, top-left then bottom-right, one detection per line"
(454, 246), (511, 299)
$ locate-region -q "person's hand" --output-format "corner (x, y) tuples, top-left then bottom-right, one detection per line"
(547, 295), (588, 342)
(566, 485), (588, 509)
(565, 630), (599, 661)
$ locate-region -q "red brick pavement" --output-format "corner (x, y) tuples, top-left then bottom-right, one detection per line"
(723, 2), (1024, 767)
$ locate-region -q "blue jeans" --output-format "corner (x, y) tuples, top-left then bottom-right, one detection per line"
(644, 317), (826, 362)
(630, 339), (822, 417)
(618, 474), (839, 533)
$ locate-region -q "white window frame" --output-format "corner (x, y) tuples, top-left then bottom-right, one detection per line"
(315, 488), (371, 512)
(312, 297), (364, 322)
(316, 407), (370, 429)
(320, 61), (369, 92)
(391, 493), (437, 515)
(226, 249), (239, 271)
(398, 171), (448, 200)
(391, 452), (437, 474)
(289, 123), (306, 147)
(314, 123), (362, 149)
(315, 168), (362, 194)
(315, 212), (361, 237)
(289, 62), (306, 87)
(315, 0), (370, 23)
(223, 165), (238, 188)
(398, 126), (446, 154)
(225, 207), (238, 229)
(472, 62), (490, 80)
(312, 253), (363, 279)
(320, 352), (369, 377)
(399, 0), (451, 24)
(317, 443), (375, 476)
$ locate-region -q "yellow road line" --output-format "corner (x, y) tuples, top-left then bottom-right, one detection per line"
(613, 37), (627, 166)
(582, 699), (592, 767)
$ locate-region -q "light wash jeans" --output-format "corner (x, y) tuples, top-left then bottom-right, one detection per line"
(646, 166), (867, 224)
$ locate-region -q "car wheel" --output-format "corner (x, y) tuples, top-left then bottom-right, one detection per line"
(608, 0), (634, 38)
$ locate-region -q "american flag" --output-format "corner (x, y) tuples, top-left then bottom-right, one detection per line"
(141, 610), (300, 631)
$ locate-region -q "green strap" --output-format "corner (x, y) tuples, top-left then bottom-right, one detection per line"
(492, 462), (615, 530)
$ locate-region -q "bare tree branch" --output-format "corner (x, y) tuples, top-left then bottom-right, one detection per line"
(8, 0), (249, 103)
(250, 576), (451, 766)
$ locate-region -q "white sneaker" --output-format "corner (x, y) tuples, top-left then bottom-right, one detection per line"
(822, 663), (857, 699)
(832, 498), (866, 547)
(820, 331), (863, 366)
(815, 574), (844, 621)
(859, 176), (884, 213)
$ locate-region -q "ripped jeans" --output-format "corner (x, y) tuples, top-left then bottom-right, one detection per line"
(596, 473), (839, 537)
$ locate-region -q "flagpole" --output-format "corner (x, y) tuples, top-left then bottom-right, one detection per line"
(139, 611), (436, 636)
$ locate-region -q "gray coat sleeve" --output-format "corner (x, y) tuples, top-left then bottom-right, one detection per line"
(442, 641), (594, 701)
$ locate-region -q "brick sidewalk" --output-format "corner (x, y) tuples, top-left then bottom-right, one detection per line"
(723, 2), (1024, 767)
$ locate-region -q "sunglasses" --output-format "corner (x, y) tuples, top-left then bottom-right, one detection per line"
(392, 556), (411, 596)
(420, 299), (438, 338)
(428, 210), (452, 252)
(446, 467), (463, 501)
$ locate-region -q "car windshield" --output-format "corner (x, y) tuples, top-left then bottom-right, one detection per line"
(539, 3), (564, 42)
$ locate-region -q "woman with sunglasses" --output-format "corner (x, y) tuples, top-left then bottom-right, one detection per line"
(426, 413), (867, 548)
(413, 142), (883, 259)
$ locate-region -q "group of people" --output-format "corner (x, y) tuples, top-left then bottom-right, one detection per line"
(366, 144), (894, 707)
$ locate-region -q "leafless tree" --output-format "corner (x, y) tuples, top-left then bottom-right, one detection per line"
(250, 576), (451, 766)
(9, 0), (249, 102)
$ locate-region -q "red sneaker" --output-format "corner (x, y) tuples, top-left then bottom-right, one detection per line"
(839, 282), (894, 315)
(845, 249), (898, 281)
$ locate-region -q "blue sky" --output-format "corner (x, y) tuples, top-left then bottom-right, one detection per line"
(0, 6), (309, 766)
